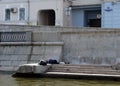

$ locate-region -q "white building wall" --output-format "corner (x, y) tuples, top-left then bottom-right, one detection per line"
(102, 2), (120, 28)
(29, 0), (64, 26)
(2, 0), (120, 28)
(0, 0), (65, 26)
(0, 0), (28, 25)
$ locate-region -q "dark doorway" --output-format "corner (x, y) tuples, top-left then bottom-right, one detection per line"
(38, 10), (55, 26)
(88, 19), (101, 27)
(84, 10), (101, 27)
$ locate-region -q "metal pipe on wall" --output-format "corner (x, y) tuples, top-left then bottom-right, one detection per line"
(27, 0), (30, 24)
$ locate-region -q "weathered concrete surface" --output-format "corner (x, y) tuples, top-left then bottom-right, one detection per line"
(12, 64), (120, 80)
(12, 71), (120, 80)
(61, 30), (120, 65)
(0, 25), (120, 67)
(16, 63), (51, 73)
(47, 64), (120, 75)
(0, 42), (63, 68)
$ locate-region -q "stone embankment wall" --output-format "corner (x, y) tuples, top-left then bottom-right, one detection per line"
(0, 25), (120, 67)
(0, 42), (63, 67)
(61, 29), (120, 65)
(0, 25), (63, 67)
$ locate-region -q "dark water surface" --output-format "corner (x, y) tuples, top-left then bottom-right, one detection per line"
(0, 74), (120, 86)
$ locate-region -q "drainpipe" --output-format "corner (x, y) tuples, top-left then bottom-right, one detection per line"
(27, 0), (30, 25)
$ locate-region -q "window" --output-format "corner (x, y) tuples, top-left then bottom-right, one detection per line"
(5, 9), (11, 21)
(19, 8), (25, 20)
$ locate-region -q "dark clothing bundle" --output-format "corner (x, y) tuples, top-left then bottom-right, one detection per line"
(39, 59), (59, 66)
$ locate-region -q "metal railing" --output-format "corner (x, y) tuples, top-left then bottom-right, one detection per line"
(0, 31), (31, 42)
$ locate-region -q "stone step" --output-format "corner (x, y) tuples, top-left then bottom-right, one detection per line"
(48, 67), (118, 72)
(49, 68), (116, 72)
(47, 64), (120, 75)
(51, 64), (112, 68)
(47, 70), (120, 75)
(48, 68), (118, 71)
(50, 66), (112, 70)
(48, 69), (118, 73)
(48, 69), (120, 74)
(51, 64), (112, 67)
(50, 65), (112, 70)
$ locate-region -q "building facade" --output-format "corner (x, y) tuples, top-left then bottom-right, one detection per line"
(0, 0), (71, 26)
(72, 0), (120, 28)
(72, 0), (101, 27)
(102, 1), (120, 28)
(0, 0), (120, 28)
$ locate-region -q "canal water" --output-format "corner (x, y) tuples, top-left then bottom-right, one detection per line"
(0, 74), (120, 86)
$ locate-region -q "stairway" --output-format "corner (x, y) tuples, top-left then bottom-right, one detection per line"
(47, 64), (120, 75)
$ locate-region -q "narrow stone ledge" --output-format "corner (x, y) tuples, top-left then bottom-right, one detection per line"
(61, 29), (120, 34)
(0, 42), (31, 46)
(32, 42), (64, 46)
(0, 42), (64, 46)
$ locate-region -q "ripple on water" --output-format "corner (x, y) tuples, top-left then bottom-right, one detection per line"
(0, 74), (120, 86)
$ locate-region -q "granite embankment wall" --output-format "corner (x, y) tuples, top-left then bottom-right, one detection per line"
(62, 29), (120, 65)
(0, 25), (120, 68)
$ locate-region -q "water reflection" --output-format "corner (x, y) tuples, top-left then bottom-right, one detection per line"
(0, 74), (120, 86)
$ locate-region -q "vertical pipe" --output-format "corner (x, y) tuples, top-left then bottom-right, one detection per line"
(27, 0), (30, 24)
